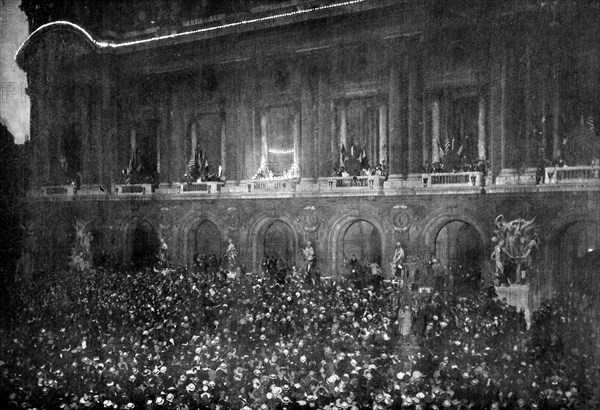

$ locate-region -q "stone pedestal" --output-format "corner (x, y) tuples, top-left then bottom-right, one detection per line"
(383, 175), (404, 190)
(296, 178), (316, 192)
(41, 185), (75, 197)
(155, 182), (181, 195)
(77, 184), (108, 196)
(495, 168), (538, 185)
(495, 284), (531, 326)
(404, 173), (424, 188)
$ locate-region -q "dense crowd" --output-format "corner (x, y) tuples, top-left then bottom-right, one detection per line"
(0, 262), (598, 409)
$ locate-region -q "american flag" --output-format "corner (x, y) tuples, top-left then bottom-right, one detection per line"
(444, 138), (451, 154)
(586, 114), (595, 133)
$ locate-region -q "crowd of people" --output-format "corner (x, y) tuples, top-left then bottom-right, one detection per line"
(0, 257), (598, 409)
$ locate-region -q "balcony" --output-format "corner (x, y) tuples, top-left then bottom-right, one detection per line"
(421, 172), (483, 188)
(545, 165), (600, 184)
(317, 176), (384, 191)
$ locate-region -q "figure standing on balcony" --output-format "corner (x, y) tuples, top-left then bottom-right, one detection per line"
(391, 242), (405, 279)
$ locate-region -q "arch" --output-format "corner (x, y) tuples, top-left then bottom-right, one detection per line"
(343, 220), (382, 265)
(247, 213), (302, 274)
(195, 220), (223, 262)
(327, 213), (386, 279)
(434, 220), (482, 270)
(545, 211), (600, 292)
(131, 220), (160, 268)
(420, 212), (488, 262)
(264, 220), (296, 269)
(16, 21), (98, 69)
(177, 210), (226, 266)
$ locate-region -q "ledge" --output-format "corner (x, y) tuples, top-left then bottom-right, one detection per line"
(26, 178), (600, 202)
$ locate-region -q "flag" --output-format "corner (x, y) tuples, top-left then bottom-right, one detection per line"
(340, 144), (346, 167)
(444, 138), (451, 155)
(359, 150), (368, 169)
(586, 114), (595, 133)
(188, 157), (196, 170)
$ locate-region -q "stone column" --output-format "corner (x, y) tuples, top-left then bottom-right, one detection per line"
(500, 46), (508, 170)
(80, 86), (91, 185)
(130, 129), (136, 156)
(407, 51), (422, 186)
(317, 69), (334, 177)
(422, 92), (430, 167)
(489, 38), (505, 181)
(385, 64), (403, 188)
(552, 63), (561, 160)
(524, 45), (533, 166)
(339, 101), (347, 150)
(379, 102), (387, 166)
(157, 84), (170, 184)
(190, 121), (197, 162)
(293, 111), (300, 171)
(260, 112), (268, 170)
(431, 97), (441, 162)
(100, 57), (114, 191)
(220, 118), (226, 178)
(300, 64), (316, 186)
(478, 95), (487, 160)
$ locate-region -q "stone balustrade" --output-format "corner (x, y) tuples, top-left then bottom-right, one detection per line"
(317, 175), (384, 191)
(422, 172), (483, 188)
(545, 165), (600, 184)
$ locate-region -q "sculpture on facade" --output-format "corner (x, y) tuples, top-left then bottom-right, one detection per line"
(69, 218), (93, 272)
(391, 242), (405, 278)
(491, 215), (539, 285)
(224, 238), (239, 275)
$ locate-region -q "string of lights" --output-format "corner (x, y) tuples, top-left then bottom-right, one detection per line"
(16, 0), (368, 59)
(268, 148), (295, 155)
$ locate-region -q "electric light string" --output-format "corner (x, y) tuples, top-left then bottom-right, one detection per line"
(16, 0), (367, 59)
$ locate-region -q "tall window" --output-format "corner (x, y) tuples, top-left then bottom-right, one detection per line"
(337, 97), (384, 174)
(259, 106), (299, 177)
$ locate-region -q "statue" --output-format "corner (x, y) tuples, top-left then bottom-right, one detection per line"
(391, 242), (405, 278)
(492, 215), (539, 285)
(224, 238), (238, 274)
(399, 305), (412, 337)
(302, 241), (315, 273)
(158, 238), (169, 264)
(69, 218), (93, 272)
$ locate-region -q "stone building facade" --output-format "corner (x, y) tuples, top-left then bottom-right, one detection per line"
(15, 1), (600, 307)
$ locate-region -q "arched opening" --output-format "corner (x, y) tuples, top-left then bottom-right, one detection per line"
(435, 220), (482, 270)
(555, 221), (599, 290)
(131, 221), (160, 268)
(343, 220), (382, 266)
(264, 220), (296, 269)
(195, 220), (222, 262)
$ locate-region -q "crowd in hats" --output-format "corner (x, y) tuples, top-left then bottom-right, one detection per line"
(0, 260), (598, 409)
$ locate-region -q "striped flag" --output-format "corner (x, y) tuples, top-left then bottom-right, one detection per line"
(586, 114), (595, 133)
(444, 138), (451, 154)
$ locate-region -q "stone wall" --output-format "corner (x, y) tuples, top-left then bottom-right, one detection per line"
(24, 188), (600, 302)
